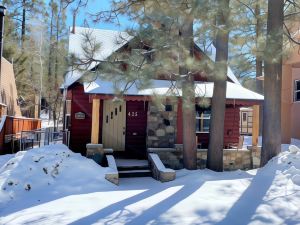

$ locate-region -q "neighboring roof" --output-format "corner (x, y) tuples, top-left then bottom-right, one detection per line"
(1, 57), (22, 116)
(240, 107), (253, 111)
(64, 27), (241, 88)
(84, 78), (263, 101)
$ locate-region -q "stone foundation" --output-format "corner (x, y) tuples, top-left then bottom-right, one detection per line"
(147, 100), (177, 148)
(86, 144), (114, 164)
(248, 145), (262, 168)
(148, 153), (176, 182)
(197, 149), (252, 170)
(148, 148), (183, 169)
(86, 144), (104, 163)
(148, 147), (253, 171)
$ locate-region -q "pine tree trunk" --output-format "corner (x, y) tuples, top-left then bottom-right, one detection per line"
(52, 7), (60, 130)
(55, 4), (60, 84)
(255, 3), (264, 135)
(255, 3), (264, 94)
(21, 0), (26, 48)
(207, 0), (230, 172)
(261, 0), (284, 166)
(179, 15), (197, 170)
(48, 6), (54, 79)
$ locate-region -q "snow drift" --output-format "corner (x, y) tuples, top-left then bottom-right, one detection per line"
(0, 144), (112, 208)
(0, 144), (300, 224)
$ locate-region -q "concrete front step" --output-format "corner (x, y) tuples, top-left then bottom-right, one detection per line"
(117, 165), (150, 171)
(115, 158), (152, 178)
(119, 169), (152, 178)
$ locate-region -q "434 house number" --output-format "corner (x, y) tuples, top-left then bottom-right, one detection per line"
(128, 112), (138, 117)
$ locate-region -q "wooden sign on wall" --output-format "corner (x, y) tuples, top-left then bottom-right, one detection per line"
(75, 112), (86, 120)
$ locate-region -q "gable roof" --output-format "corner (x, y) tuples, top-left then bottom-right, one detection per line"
(194, 42), (241, 85)
(64, 26), (240, 87)
(64, 27), (133, 87)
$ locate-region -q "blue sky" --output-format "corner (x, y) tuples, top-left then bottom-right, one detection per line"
(65, 0), (131, 31)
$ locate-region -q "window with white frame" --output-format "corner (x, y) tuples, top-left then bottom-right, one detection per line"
(196, 105), (211, 133)
(295, 80), (300, 102)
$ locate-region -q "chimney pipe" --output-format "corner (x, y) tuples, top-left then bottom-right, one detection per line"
(72, 11), (76, 34)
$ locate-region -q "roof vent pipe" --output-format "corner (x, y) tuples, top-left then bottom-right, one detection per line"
(72, 11), (76, 34)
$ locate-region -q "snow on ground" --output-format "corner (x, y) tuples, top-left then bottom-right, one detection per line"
(0, 144), (300, 224)
(243, 135), (262, 148)
(243, 135), (300, 151)
(0, 154), (14, 168)
(41, 119), (55, 128)
(40, 111), (63, 129)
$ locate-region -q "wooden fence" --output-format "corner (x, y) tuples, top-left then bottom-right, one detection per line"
(0, 116), (41, 154)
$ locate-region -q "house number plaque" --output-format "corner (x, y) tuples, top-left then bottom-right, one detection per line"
(75, 112), (86, 120)
(128, 112), (138, 117)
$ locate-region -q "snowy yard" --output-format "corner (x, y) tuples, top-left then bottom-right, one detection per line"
(1, 144), (300, 224)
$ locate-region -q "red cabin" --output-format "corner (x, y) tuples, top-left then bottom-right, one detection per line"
(63, 27), (263, 158)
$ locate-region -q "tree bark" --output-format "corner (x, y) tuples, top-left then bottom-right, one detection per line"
(179, 15), (197, 170)
(207, 0), (230, 172)
(21, 0), (26, 48)
(255, 3), (264, 135)
(48, 3), (54, 79)
(261, 0), (284, 166)
(255, 2), (264, 94)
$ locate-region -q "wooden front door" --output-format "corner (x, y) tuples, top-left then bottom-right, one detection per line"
(125, 101), (148, 158)
(102, 100), (126, 151)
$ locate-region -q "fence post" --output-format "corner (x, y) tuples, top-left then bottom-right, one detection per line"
(20, 131), (22, 152)
(68, 131), (70, 147)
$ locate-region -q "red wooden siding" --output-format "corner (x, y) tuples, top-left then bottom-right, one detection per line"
(69, 84), (92, 154)
(196, 106), (241, 148)
(69, 83), (103, 155)
(223, 106), (241, 146)
(69, 84), (249, 153)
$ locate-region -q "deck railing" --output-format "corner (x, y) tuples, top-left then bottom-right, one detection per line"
(19, 128), (70, 151)
(0, 116), (41, 154)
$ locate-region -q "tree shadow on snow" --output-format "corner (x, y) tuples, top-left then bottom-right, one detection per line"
(69, 171), (254, 225)
(69, 179), (203, 225)
(215, 164), (276, 225)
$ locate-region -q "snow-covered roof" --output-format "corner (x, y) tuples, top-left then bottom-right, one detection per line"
(240, 107), (253, 111)
(68, 27), (132, 61)
(64, 27), (241, 88)
(195, 82), (263, 100)
(84, 78), (263, 101)
(194, 41), (241, 85)
(64, 27), (133, 87)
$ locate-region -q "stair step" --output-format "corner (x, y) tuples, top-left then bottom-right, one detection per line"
(117, 165), (150, 171)
(119, 169), (152, 178)
(119, 169), (151, 173)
